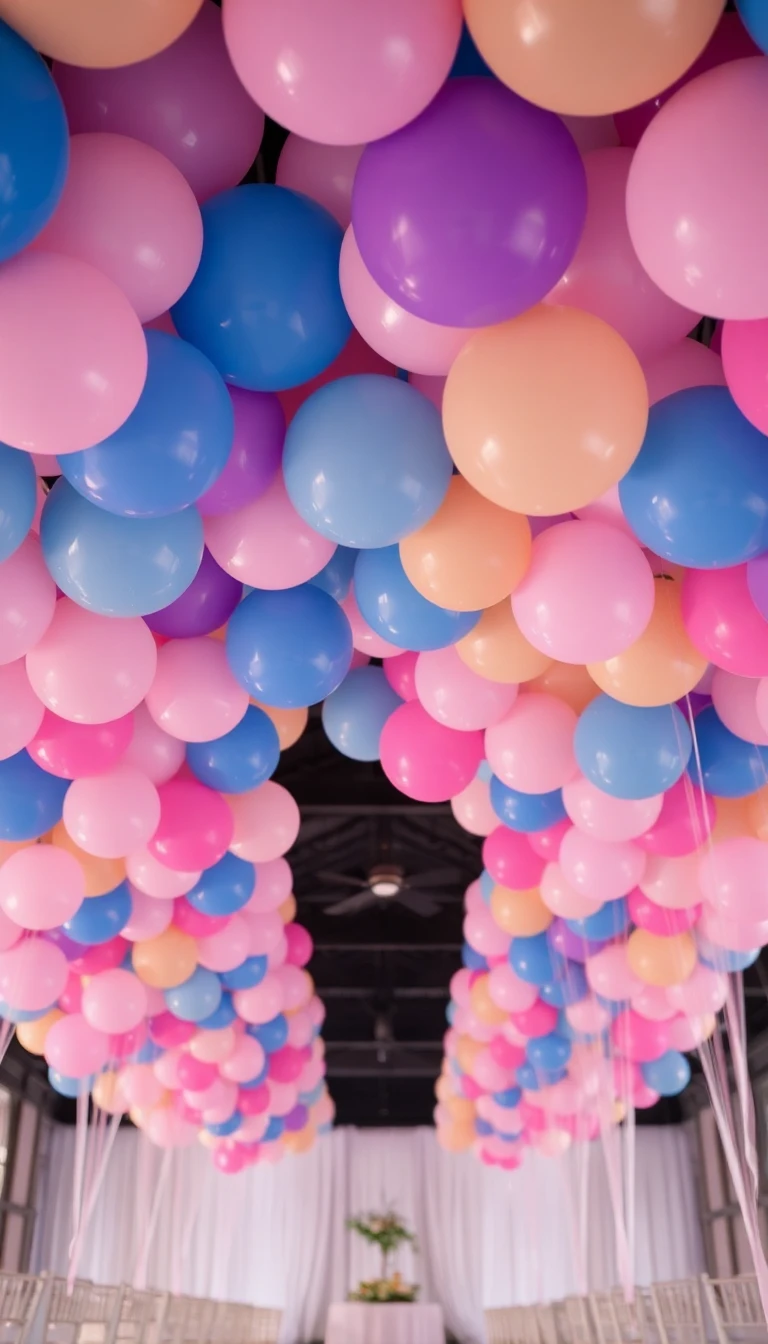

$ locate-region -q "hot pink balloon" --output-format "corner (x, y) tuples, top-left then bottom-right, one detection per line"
(641, 338), (726, 406)
(699, 837), (768, 923)
(233, 975), (284, 1025)
(0, 251), (147, 456)
(81, 967), (148, 1034)
(149, 779), (233, 872)
(485, 692), (577, 795)
(628, 888), (701, 935)
(667, 963), (727, 1017)
(612, 1010), (670, 1063)
(488, 1036), (524, 1072)
(382, 650), (418, 701)
(722, 317), (768, 436)
(416, 648), (518, 733)
(586, 944), (644, 1002)
(149, 1012), (196, 1049)
(0, 847), (85, 931)
(562, 776), (663, 843)
(0, 938), (68, 1011)
(245, 858), (293, 913)
(483, 828), (545, 891)
(540, 863), (602, 920)
(0, 660), (45, 760)
(511, 521), (655, 665)
(269, 1045), (305, 1085)
(559, 828), (645, 904)
(380, 701), (484, 803)
(121, 703), (186, 785)
(176, 1053), (217, 1092)
(682, 565), (768, 677)
(111, 1023), (148, 1061)
(173, 898), (227, 939)
(125, 850), (200, 901)
(70, 938), (128, 976)
(463, 908), (510, 960)
(510, 1000), (558, 1039)
(228, 783), (300, 863)
(45, 1013), (110, 1078)
(121, 888), (174, 942)
(26, 601), (157, 725)
(635, 778), (715, 858)
(528, 819), (570, 861)
(29, 710), (133, 779)
(63, 767), (160, 859)
(340, 593), (402, 659)
(277, 138), (362, 229)
(0, 536), (56, 668)
(451, 776), (498, 837)
(196, 914), (250, 972)
(204, 473), (335, 590)
(284, 923), (313, 967)
(710, 668), (768, 745)
(54, 1), (265, 205)
(145, 637), (248, 743)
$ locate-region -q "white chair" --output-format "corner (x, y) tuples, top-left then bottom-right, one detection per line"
(114, 1287), (163, 1344)
(0, 1272), (44, 1344)
(535, 1303), (560, 1344)
(701, 1275), (768, 1344)
(249, 1309), (281, 1344)
(649, 1280), (708, 1344)
(35, 1280), (124, 1344)
(555, 1296), (597, 1344)
(589, 1288), (657, 1344)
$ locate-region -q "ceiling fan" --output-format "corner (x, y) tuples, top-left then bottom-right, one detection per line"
(317, 863), (458, 918)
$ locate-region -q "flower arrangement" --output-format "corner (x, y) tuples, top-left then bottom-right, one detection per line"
(349, 1272), (418, 1304)
(347, 1212), (418, 1302)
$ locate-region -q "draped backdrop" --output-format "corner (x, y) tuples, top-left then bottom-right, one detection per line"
(32, 1124), (703, 1343)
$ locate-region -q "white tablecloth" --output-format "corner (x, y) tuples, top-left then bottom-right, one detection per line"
(325, 1302), (444, 1344)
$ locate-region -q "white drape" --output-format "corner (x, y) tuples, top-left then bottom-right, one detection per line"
(32, 1124), (703, 1343)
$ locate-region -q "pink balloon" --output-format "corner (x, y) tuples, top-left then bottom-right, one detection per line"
(471, 1048), (513, 1094)
(451, 776), (498, 837)
(70, 937), (127, 976)
(382, 650), (418, 701)
(222, 0), (462, 146)
(125, 850), (200, 900)
(153, 1047), (183, 1090)
(682, 565), (768, 677)
(380, 701), (484, 803)
(277, 139), (362, 229)
(173, 898), (227, 938)
(488, 1035), (524, 1071)
(510, 999), (558, 1038)
(267, 1078), (298, 1115)
(121, 888), (174, 942)
(0, 908), (21, 954)
(511, 521), (655, 665)
(549, 148), (698, 361)
(176, 1053), (217, 1091)
(485, 692), (577, 795)
(562, 776), (662, 843)
(121, 1063), (166, 1108)
(245, 858), (293, 913)
(287, 1008), (313, 1048)
(699, 905), (768, 953)
(540, 862), (602, 920)
(699, 837), (768, 923)
(33, 134), (202, 325)
(408, 373), (445, 413)
(528, 819), (570, 861)
(724, 315), (768, 439)
(0, 661), (45, 760)
(63, 767), (160, 859)
(233, 975), (284, 1025)
(667, 963), (727, 1017)
(145, 637), (248, 743)
(26, 600), (157, 725)
(561, 113), (619, 152)
(711, 669), (768, 745)
(586, 943), (644, 1001)
(149, 779), (234, 872)
(573, 483), (636, 538)
(228, 783), (300, 863)
(189, 1027), (236, 1065)
(641, 337), (726, 406)
(635, 778), (715, 858)
(483, 828), (545, 891)
(204, 473), (335, 590)
(45, 1012), (110, 1078)
(450, 968), (472, 1008)
(196, 914), (250, 972)
(148, 1011), (196, 1049)
(667, 1012), (715, 1052)
(81, 967), (148, 1034)
(0, 251), (147, 456)
(559, 828), (645, 904)
(628, 888), (701, 935)
(220, 1034), (266, 1084)
(244, 910), (284, 958)
(565, 996), (611, 1036)
(59, 974), (85, 1017)
(463, 908), (510, 960)
(0, 938), (68, 1011)
(0, 847), (84, 931)
(0, 536), (57, 667)
(268, 1045), (305, 1085)
(631, 983), (677, 1022)
(275, 964), (312, 1012)
(54, 2), (265, 205)
(612, 1010), (670, 1063)
(340, 593), (402, 659)
(417, 648), (518, 732)
(340, 227), (474, 375)
(29, 710), (133, 779)
(284, 923), (313, 967)
(110, 1023), (148, 1061)
(149, 1107), (199, 1150)
(121, 703), (185, 785)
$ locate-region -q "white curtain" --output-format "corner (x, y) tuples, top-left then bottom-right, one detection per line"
(32, 1124), (704, 1344)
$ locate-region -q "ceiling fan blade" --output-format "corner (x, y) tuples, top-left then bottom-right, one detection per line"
(396, 890), (441, 918)
(325, 891), (378, 916)
(317, 870), (368, 889)
(404, 868), (460, 890)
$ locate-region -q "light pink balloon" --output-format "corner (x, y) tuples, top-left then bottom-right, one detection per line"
(540, 862), (602, 919)
(125, 850), (200, 900)
(228, 783), (300, 863)
(0, 847), (84, 931)
(46, 1013), (110, 1077)
(0, 938), (68, 1011)
(222, 0), (462, 146)
(0, 908), (21, 954)
(63, 767), (160, 859)
(196, 914), (250, 972)
(487, 962), (538, 1013)
(722, 317), (768, 436)
(416, 648), (518, 732)
(698, 905), (768, 954)
(0, 251), (147, 456)
(145, 637), (248, 743)
(560, 829), (645, 903)
(463, 907), (510, 960)
(340, 593), (402, 659)
(641, 337), (726, 406)
(275, 964), (312, 1012)
(0, 536), (57, 668)
(450, 967), (472, 1008)
(485, 692), (577, 794)
(408, 373), (445, 413)
(33, 134), (203, 325)
(699, 837), (768, 923)
(245, 859), (293, 914)
(471, 1048), (512, 1093)
(121, 1063), (166, 1108)
(237, 1113), (270, 1143)
(233, 975), (285, 1025)
(511, 521), (655, 665)
(711, 669), (768, 745)
(267, 1078), (298, 1115)
(53, 2), (265, 205)
(277, 138), (362, 228)
(565, 997), (611, 1036)
(220, 1034), (266, 1084)
(631, 984), (677, 1022)
(573, 483), (635, 537)
(245, 910), (284, 958)
(121, 702), (186, 785)
(667, 1013), (715, 1052)
(667, 963), (727, 1017)
(340, 227), (474, 375)
(121, 888), (174, 941)
(529, 818), (571, 860)
(586, 943), (645, 1002)
(147, 1107), (198, 1148)
(189, 1027), (236, 1065)
(82, 967), (148, 1034)
(153, 1048), (183, 1091)
(562, 776), (663, 843)
(451, 776), (498, 837)
(0, 660), (45, 759)
(26, 601), (157, 725)
(644, 846), (715, 913)
(204, 473), (335, 590)
(286, 1009), (313, 1049)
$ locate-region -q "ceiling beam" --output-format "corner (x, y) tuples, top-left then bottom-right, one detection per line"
(320, 987), (448, 999)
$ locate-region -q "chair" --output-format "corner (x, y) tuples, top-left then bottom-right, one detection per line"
(535, 1303), (559, 1344)
(0, 1272), (45, 1344)
(555, 1296), (597, 1344)
(249, 1309), (281, 1344)
(589, 1288), (658, 1344)
(33, 1279), (124, 1344)
(114, 1288), (164, 1344)
(649, 1280), (708, 1344)
(701, 1275), (768, 1344)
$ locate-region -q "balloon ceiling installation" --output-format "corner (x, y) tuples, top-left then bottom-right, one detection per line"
(1, 0), (768, 1282)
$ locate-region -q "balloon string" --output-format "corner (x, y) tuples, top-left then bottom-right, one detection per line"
(134, 1147), (172, 1290)
(68, 1092), (90, 1289)
(69, 1108), (121, 1289)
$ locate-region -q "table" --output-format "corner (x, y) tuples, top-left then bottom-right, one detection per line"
(325, 1302), (444, 1344)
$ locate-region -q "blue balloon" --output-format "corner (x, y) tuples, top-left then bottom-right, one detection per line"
(165, 967), (222, 1023)
(0, 443), (35, 563)
(354, 546), (480, 651)
(263, 1115), (285, 1142)
(199, 990), (237, 1029)
(248, 1014), (289, 1053)
(59, 333), (234, 518)
(540, 963), (588, 1007)
(566, 898), (629, 942)
(479, 870), (494, 903)
(310, 546), (358, 601)
(0, 999), (56, 1023)
(574, 694), (692, 800)
(516, 1062), (566, 1091)
(0, 21), (68, 262)
(41, 480), (204, 618)
(220, 955), (267, 991)
(526, 1031), (572, 1072)
(130, 1040), (163, 1065)
(736, 0), (768, 54)
(283, 376), (452, 548)
(509, 933), (565, 985)
(48, 1070), (94, 1098)
(689, 706), (768, 798)
(226, 583), (352, 708)
(475, 1117), (494, 1138)
(207, 1112), (242, 1138)
(596, 996), (629, 1019)
(477, 760), (493, 783)
(64, 882), (132, 945)
(490, 776), (567, 833)
(462, 943), (488, 971)
(300, 1082), (325, 1108)
(493, 1086), (522, 1108)
(619, 388), (768, 568)
(321, 665), (402, 762)
(697, 936), (759, 973)
(0, 750), (68, 841)
(445, 1001), (456, 1026)
(171, 185), (350, 391)
(450, 25), (493, 76)
(186, 705), (280, 793)
(640, 1050), (691, 1098)
(240, 1060), (270, 1089)
(185, 853), (255, 917)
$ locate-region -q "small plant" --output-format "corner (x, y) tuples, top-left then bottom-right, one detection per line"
(347, 1212), (418, 1303)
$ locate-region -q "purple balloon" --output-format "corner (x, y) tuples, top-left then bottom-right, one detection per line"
(44, 928), (86, 961)
(352, 78), (587, 329)
(548, 918), (609, 964)
(144, 547), (242, 637)
(284, 1103), (309, 1133)
(748, 552), (768, 621)
(197, 386), (285, 517)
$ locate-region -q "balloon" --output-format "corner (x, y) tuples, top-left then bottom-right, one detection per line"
(490, 778), (567, 835)
(144, 552), (241, 642)
(560, 829), (645, 905)
(279, 329), (394, 427)
(445, 309), (646, 516)
(82, 967), (147, 1035)
(529, 820), (571, 862)
(226, 585), (352, 709)
(698, 837), (768, 923)
(620, 388), (768, 569)
(227, 784), (300, 864)
(29, 711), (133, 780)
(0, 535), (56, 668)
(612, 1011), (670, 1064)
(244, 859), (293, 914)
(722, 318), (768, 437)
(509, 934), (565, 988)
(636, 778), (715, 858)
(198, 915), (253, 975)
(416, 650), (518, 734)
(0, 0), (202, 66)
(482, 831), (545, 893)
(352, 80), (585, 329)
(627, 929), (697, 988)
(284, 375), (451, 550)
(185, 854), (254, 918)
(62, 767), (160, 860)
(400, 476), (531, 614)
(667, 963), (728, 1017)
(642, 338), (727, 406)
(0, 251), (147, 456)
(186, 707), (279, 794)
(539, 864), (600, 922)
(0, 846), (83, 931)
(0, 662), (45, 762)
(321, 666), (402, 763)
(640, 1050), (691, 1097)
(691, 705), (768, 799)
(277, 138), (362, 230)
(354, 547), (480, 653)
(204, 473), (335, 590)
(149, 781), (233, 874)
(711, 671), (768, 746)
(145, 637), (248, 743)
(45, 1012), (109, 1078)
(16, 1007), (63, 1056)
(627, 59), (768, 320)
(0, 751), (68, 841)
(748, 552), (768, 632)
(121, 703), (185, 786)
(574, 695), (692, 801)
(252, 703), (308, 755)
(562, 778), (662, 846)
(53, 2), (263, 203)
(682, 566), (768, 678)
(197, 390), (284, 520)
(462, 0), (721, 115)
(121, 888), (174, 941)
(379, 701), (483, 804)
(63, 881), (131, 946)
(738, 0), (768, 52)
(491, 886), (551, 938)
(0, 445), (36, 565)
(133, 925), (197, 990)
(456, 604), (552, 686)
(165, 967), (222, 1022)
(511, 522), (654, 665)
(51, 824), (126, 898)
(340, 593), (401, 662)
(588, 574), (707, 709)
(485, 694), (576, 795)
(172, 185), (350, 392)
(0, 937), (68, 1012)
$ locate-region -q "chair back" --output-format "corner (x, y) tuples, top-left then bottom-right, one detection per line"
(701, 1274), (768, 1344)
(649, 1280), (708, 1344)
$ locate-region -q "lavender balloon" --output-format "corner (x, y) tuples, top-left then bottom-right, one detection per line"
(352, 78), (587, 329)
(144, 547), (242, 638)
(196, 386), (285, 517)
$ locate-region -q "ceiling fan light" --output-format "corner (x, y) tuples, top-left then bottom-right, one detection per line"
(370, 878), (400, 898)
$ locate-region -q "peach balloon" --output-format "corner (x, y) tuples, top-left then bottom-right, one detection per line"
(451, 777), (498, 838)
(251, 702), (308, 752)
(485, 692), (577, 795)
(469, 977), (508, 1028)
(588, 575), (707, 707)
(227, 783), (300, 863)
(16, 1008), (63, 1056)
(132, 926), (197, 989)
(456, 603), (552, 685)
(490, 885), (552, 937)
(0, 0), (204, 67)
(627, 929), (697, 988)
(443, 307), (648, 516)
(400, 475), (531, 612)
(463, 0), (722, 116)
(642, 338), (726, 406)
(540, 863), (602, 920)
(527, 661), (600, 715)
(50, 823), (126, 897)
(277, 138), (363, 229)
